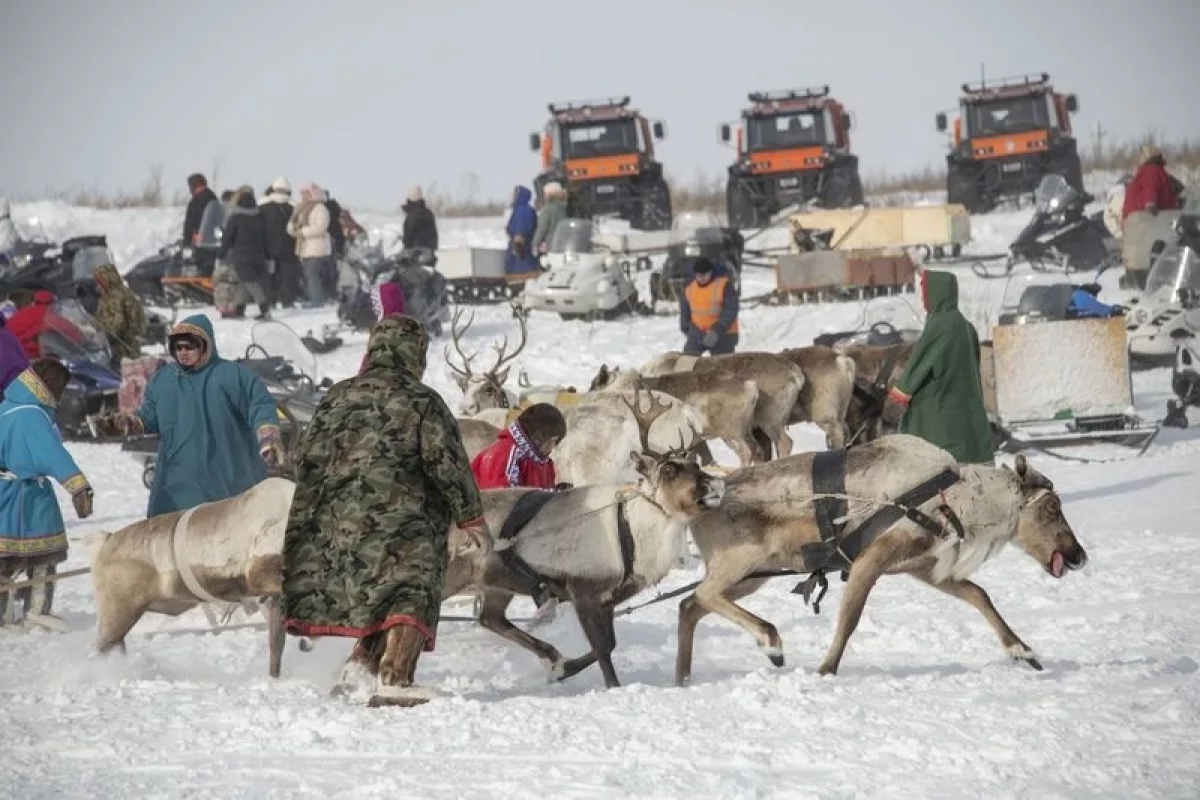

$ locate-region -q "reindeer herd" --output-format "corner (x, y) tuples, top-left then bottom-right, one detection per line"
(84, 303), (1089, 698)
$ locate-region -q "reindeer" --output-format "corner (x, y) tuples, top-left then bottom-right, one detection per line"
(837, 341), (914, 446)
(457, 417), (501, 459)
(674, 437), (1087, 685)
(441, 389), (725, 688)
(553, 388), (712, 486)
(589, 364), (762, 465)
(775, 346), (857, 450)
(444, 304), (528, 415)
(636, 352), (807, 460)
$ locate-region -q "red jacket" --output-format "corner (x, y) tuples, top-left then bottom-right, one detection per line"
(7, 290), (58, 359)
(471, 426), (557, 490)
(1122, 160), (1180, 220)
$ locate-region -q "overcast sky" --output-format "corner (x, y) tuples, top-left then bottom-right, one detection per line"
(1, 0), (1196, 210)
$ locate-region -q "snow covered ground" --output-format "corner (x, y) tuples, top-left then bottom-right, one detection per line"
(2, 190), (1199, 798)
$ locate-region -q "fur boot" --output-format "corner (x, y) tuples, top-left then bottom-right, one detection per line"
(367, 625), (438, 708)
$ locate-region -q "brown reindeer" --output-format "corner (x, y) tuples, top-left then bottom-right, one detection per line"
(639, 351), (810, 460)
(675, 437), (1087, 685)
(776, 345), (857, 449)
(837, 341), (914, 446)
(589, 364), (763, 465)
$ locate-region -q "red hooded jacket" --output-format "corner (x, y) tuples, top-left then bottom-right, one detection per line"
(470, 423), (557, 490)
(7, 290), (59, 359)
(1122, 159), (1180, 220)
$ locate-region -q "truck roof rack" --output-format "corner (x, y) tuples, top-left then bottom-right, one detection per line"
(548, 96), (631, 115)
(747, 86), (830, 104)
(961, 72), (1050, 95)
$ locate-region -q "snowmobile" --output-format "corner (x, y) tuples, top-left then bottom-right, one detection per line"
(1125, 193), (1200, 368)
(37, 298), (120, 440)
(973, 173), (1117, 280)
(0, 234), (114, 314)
(811, 298), (924, 350)
(982, 268), (1156, 453)
(125, 240), (215, 307)
(336, 243), (449, 336)
(648, 211), (744, 305)
(522, 219), (644, 321)
(122, 321), (332, 489)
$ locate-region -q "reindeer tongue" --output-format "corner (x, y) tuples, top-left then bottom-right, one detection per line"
(1050, 551), (1065, 578)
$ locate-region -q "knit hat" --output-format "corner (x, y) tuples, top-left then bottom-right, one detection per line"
(270, 177), (292, 194)
(406, 186), (424, 202)
(543, 181), (565, 197)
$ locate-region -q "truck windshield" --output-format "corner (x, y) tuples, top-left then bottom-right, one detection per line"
(746, 111), (826, 151)
(965, 95), (1049, 138)
(563, 119), (640, 159)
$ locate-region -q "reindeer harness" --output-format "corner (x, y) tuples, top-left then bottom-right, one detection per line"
(796, 449), (966, 613)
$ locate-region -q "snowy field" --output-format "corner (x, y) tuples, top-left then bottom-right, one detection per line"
(3, 185), (1199, 798)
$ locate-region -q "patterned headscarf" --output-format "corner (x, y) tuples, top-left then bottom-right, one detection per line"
(504, 421), (549, 486)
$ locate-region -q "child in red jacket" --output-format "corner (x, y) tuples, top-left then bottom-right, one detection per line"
(471, 403), (567, 490)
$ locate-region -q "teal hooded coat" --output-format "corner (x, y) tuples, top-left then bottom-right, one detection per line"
(133, 315), (280, 517)
(0, 369), (91, 561)
(889, 270), (994, 464)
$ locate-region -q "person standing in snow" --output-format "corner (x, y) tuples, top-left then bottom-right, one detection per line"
(219, 189), (272, 320)
(100, 315), (283, 518)
(182, 174), (223, 276)
(281, 315), (489, 707)
(504, 186), (539, 274)
(260, 178), (301, 309)
(680, 257), (739, 356)
(287, 184), (333, 307)
(401, 186), (439, 255)
(531, 182), (568, 257)
(882, 270), (993, 464)
(1122, 145), (1182, 221)
(0, 359), (93, 629)
(0, 197), (22, 256)
(93, 263), (147, 362)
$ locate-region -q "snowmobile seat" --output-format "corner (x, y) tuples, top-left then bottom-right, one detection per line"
(1017, 284), (1073, 321)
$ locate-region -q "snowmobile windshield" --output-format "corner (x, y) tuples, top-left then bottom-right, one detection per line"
(549, 219), (598, 255)
(250, 320), (320, 392)
(1000, 272), (1073, 321)
(40, 298), (112, 362)
(1034, 174), (1078, 214)
(670, 212), (726, 245)
(71, 244), (115, 282)
(1144, 247), (1200, 300)
(196, 199), (225, 249)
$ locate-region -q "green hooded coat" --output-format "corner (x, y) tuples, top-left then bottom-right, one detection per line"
(890, 270), (994, 464)
(281, 315), (484, 648)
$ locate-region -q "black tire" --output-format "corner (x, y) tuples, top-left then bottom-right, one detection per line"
(820, 162), (864, 208)
(638, 179), (672, 231)
(947, 162), (988, 214)
(727, 178), (764, 229)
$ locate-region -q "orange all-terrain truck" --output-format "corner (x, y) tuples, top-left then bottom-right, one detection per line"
(720, 86), (863, 229)
(936, 72), (1081, 214)
(528, 96), (672, 231)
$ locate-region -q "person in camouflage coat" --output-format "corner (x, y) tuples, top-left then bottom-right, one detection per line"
(281, 314), (489, 707)
(93, 264), (146, 362)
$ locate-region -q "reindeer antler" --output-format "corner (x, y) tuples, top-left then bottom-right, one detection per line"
(663, 422), (705, 462)
(443, 304), (477, 379)
(488, 310), (528, 377)
(621, 387), (675, 455)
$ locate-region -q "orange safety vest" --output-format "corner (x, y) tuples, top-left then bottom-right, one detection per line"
(685, 275), (738, 333)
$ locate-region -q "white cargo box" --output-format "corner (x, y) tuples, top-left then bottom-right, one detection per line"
(594, 229), (672, 254)
(789, 204), (971, 251)
(435, 247), (508, 281)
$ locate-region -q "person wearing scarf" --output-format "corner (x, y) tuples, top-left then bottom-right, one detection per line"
(470, 403), (565, 490)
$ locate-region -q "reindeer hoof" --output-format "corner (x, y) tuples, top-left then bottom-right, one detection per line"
(1024, 657), (1044, 672)
(760, 641), (784, 668)
(1007, 644), (1042, 671)
(817, 664), (837, 677)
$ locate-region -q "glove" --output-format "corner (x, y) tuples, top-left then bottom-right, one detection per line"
(454, 517), (492, 556)
(881, 396), (907, 426)
(702, 330), (720, 349)
(72, 488), (94, 520)
(258, 428), (286, 469)
(511, 236), (527, 257)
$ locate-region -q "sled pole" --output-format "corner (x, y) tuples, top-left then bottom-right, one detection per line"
(0, 567), (91, 595)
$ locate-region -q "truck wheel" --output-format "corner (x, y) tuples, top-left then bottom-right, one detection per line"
(947, 165), (988, 214)
(639, 180), (672, 231)
(727, 179), (763, 229)
(820, 165), (862, 209)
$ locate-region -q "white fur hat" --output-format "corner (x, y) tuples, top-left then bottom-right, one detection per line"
(406, 186), (424, 202)
(544, 181), (565, 197)
(270, 177), (291, 194)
